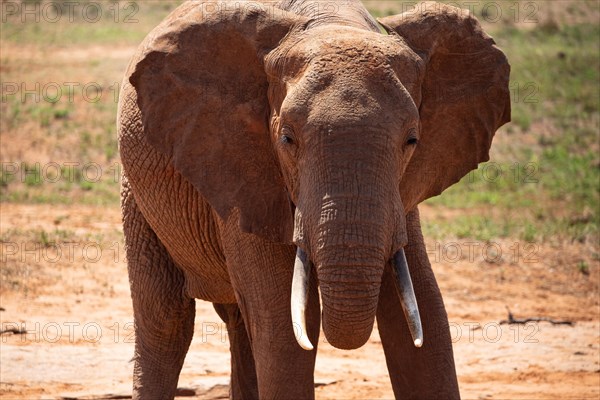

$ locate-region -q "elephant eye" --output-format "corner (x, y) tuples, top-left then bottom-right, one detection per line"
(280, 125), (296, 146)
(406, 128), (419, 146)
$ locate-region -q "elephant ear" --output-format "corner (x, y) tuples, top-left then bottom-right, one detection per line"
(128, 2), (303, 243)
(378, 2), (511, 210)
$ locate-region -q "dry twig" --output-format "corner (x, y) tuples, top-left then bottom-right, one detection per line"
(499, 306), (574, 326)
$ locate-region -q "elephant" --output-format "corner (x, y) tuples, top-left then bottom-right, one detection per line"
(117, 0), (510, 398)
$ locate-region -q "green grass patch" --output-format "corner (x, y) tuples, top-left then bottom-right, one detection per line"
(1, 1), (183, 46)
(496, 24), (600, 126)
(425, 21), (599, 242)
(422, 215), (514, 242)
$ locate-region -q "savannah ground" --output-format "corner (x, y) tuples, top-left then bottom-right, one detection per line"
(1, 1), (599, 399)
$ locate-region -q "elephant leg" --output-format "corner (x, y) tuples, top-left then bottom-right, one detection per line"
(217, 213), (320, 399)
(213, 303), (259, 399)
(122, 181), (196, 399)
(376, 208), (460, 399)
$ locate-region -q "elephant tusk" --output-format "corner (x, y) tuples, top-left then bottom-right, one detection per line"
(291, 247), (314, 351)
(392, 248), (423, 348)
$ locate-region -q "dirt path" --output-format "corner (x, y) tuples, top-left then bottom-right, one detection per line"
(1, 204), (598, 399)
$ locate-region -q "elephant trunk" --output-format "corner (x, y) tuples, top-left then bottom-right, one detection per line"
(291, 206), (423, 351)
(313, 214), (390, 350)
(317, 252), (383, 349)
(290, 136), (422, 350)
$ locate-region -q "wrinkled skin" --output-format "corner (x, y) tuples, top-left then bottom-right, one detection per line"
(117, 0), (510, 398)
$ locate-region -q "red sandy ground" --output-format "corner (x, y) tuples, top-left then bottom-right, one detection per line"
(1, 203), (598, 399)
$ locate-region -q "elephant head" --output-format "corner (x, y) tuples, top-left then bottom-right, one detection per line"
(128, 1), (510, 350)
